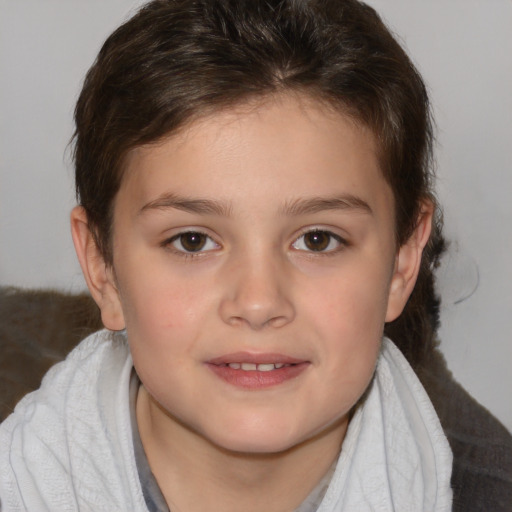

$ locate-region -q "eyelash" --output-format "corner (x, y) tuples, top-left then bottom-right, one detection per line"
(162, 231), (219, 257)
(291, 229), (347, 255)
(162, 228), (348, 258)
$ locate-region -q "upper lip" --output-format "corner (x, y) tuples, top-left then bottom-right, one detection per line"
(206, 352), (307, 365)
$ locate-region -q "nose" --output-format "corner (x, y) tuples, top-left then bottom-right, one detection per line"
(218, 251), (295, 330)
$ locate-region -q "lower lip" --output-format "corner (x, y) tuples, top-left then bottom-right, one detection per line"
(206, 363), (309, 389)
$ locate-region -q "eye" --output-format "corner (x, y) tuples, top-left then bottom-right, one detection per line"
(167, 231), (219, 253)
(292, 230), (344, 253)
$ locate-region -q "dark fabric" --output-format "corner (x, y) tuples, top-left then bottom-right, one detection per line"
(0, 287), (102, 420)
(1, 286), (511, 510)
(417, 350), (512, 512)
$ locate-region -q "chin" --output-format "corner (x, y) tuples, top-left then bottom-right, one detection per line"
(200, 420), (306, 456)
(215, 436), (300, 456)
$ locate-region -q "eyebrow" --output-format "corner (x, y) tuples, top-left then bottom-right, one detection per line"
(139, 193), (232, 216)
(280, 195), (373, 216)
(139, 192), (372, 217)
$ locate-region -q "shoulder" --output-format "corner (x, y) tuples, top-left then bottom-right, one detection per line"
(3, 329), (129, 421)
(0, 330), (142, 511)
(414, 344), (512, 512)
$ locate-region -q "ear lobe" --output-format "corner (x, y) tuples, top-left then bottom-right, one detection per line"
(70, 206), (125, 331)
(385, 202), (433, 322)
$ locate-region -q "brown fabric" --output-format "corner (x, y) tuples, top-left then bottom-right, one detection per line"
(1, 286), (511, 510)
(0, 287), (102, 420)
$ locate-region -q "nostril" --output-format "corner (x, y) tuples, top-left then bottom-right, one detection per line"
(220, 302), (295, 330)
(217, 264), (296, 329)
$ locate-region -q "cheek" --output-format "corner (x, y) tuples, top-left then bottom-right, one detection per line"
(114, 269), (218, 386)
(117, 258), (212, 330)
(301, 259), (391, 392)
(307, 259), (392, 334)
(119, 273), (212, 397)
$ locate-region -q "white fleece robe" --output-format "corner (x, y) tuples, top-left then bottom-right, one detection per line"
(0, 331), (452, 511)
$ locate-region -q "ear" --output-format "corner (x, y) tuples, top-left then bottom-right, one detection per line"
(70, 206), (126, 331)
(385, 201), (433, 322)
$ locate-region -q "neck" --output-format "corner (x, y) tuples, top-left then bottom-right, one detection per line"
(136, 386), (347, 512)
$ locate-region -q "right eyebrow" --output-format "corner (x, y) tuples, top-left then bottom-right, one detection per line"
(138, 192), (232, 217)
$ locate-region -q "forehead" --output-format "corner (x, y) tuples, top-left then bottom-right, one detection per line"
(118, 93), (393, 220)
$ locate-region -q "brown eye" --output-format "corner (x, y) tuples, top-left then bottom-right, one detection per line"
(169, 232), (218, 253)
(304, 231), (330, 251)
(292, 230), (343, 253)
(180, 232), (206, 252)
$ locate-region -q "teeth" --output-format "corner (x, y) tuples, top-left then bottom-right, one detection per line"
(227, 363), (289, 371)
(257, 364), (275, 372)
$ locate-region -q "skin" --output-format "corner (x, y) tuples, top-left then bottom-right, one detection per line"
(72, 93), (432, 512)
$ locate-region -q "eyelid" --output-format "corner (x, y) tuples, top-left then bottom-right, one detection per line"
(291, 227), (348, 253)
(162, 229), (221, 255)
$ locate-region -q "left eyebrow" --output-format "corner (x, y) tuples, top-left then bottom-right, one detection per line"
(138, 192), (232, 217)
(280, 195), (373, 216)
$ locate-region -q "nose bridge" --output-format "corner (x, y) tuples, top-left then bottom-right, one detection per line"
(218, 243), (295, 329)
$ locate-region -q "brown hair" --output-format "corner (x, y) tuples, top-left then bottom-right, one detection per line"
(73, 0), (445, 367)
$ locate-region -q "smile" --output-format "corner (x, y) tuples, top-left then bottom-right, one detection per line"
(206, 354), (309, 389)
(225, 362), (290, 371)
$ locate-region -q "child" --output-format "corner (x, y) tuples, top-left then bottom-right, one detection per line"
(0, 0), (455, 510)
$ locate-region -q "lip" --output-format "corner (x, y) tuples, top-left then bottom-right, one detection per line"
(207, 352), (306, 366)
(206, 352), (310, 389)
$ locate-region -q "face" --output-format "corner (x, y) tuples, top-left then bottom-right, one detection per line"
(99, 94), (409, 454)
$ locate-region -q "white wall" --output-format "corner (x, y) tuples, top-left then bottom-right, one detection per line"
(1, 1), (511, 431)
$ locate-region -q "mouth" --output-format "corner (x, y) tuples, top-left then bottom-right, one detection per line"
(206, 353), (309, 389)
(222, 362), (292, 371)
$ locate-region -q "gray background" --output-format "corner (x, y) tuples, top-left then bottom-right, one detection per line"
(1, 0), (511, 430)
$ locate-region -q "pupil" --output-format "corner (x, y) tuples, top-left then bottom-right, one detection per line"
(305, 231), (329, 251)
(181, 232), (206, 252)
